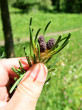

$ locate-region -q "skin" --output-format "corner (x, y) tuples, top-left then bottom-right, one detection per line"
(0, 58), (48, 110)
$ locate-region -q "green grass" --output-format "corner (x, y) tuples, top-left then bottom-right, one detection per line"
(35, 30), (82, 110)
(0, 30), (81, 110)
(0, 7), (82, 41)
(0, 7), (82, 110)
(15, 30), (82, 110)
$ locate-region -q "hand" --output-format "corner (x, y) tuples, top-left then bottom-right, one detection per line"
(0, 58), (47, 110)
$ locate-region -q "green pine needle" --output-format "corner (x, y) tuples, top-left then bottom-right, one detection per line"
(29, 17), (32, 26)
(34, 54), (37, 64)
(59, 36), (68, 42)
(11, 67), (20, 76)
(44, 57), (52, 64)
(53, 40), (69, 55)
(10, 18), (71, 94)
(61, 33), (71, 47)
(9, 74), (25, 94)
(35, 28), (41, 43)
(48, 58), (59, 69)
(45, 76), (51, 83)
(29, 26), (34, 50)
(48, 68), (55, 73)
(17, 68), (23, 74)
(37, 43), (40, 62)
(43, 21), (51, 35)
(19, 60), (25, 72)
(23, 46), (32, 67)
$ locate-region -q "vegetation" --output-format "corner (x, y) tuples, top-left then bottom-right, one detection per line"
(0, 0), (15, 57)
(0, 29), (82, 110)
(0, 8), (82, 41)
(7, 0), (82, 13)
(0, 1), (82, 109)
(36, 30), (82, 110)
(0, 7), (82, 109)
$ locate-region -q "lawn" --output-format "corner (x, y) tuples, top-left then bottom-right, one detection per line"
(0, 30), (82, 110)
(0, 7), (82, 110)
(0, 7), (82, 41)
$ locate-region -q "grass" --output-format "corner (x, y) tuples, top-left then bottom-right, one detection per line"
(35, 30), (82, 110)
(0, 7), (82, 41)
(0, 30), (82, 110)
(0, 7), (82, 110)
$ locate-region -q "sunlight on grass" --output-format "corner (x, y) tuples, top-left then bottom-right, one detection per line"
(10, 30), (82, 110)
(0, 7), (82, 110)
(0, 7), (82, 41)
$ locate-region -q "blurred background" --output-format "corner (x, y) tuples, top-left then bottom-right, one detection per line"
(0, 0), (82, 109)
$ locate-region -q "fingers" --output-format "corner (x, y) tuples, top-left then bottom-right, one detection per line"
(0, 86), (9, 102)
(6, 63), (48, 110)
(0, 57), (29, 86)
(0, 63), (9, 86)
(2, 57), (29, 76)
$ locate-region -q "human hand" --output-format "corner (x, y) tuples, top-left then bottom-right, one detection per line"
(0, 58), (47, 110)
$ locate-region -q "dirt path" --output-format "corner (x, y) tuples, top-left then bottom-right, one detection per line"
(45, 28), (81, 37)
(0, 28), (81, 46)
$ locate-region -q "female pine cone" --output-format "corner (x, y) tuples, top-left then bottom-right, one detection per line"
(38, 35), (45, 43)
(46, 38), (55, 50)
(38, 35), (46, 52)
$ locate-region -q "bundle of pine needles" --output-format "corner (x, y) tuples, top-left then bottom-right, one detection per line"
(10, 17), (71, 94)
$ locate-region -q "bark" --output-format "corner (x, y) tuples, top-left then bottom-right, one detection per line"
(56, 0), (60, 12)
(0, 0), (15, 58)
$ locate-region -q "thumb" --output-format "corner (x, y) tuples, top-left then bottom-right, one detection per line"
(6, 63), (48, 110)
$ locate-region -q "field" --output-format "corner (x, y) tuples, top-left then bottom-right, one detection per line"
(0, 7), (82, 110)
(0, 8), (82, 41)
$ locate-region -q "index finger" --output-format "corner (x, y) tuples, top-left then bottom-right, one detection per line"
(0, 57), (29, 86)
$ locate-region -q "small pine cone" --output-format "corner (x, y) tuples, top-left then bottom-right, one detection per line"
(46, 38), (55, 50)
(38, 35), (45, 44)
(39, 42), (46, 53)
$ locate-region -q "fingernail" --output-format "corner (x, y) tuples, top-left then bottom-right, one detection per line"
(30, 63), (48, 83)
(22, 63), (47, 83)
